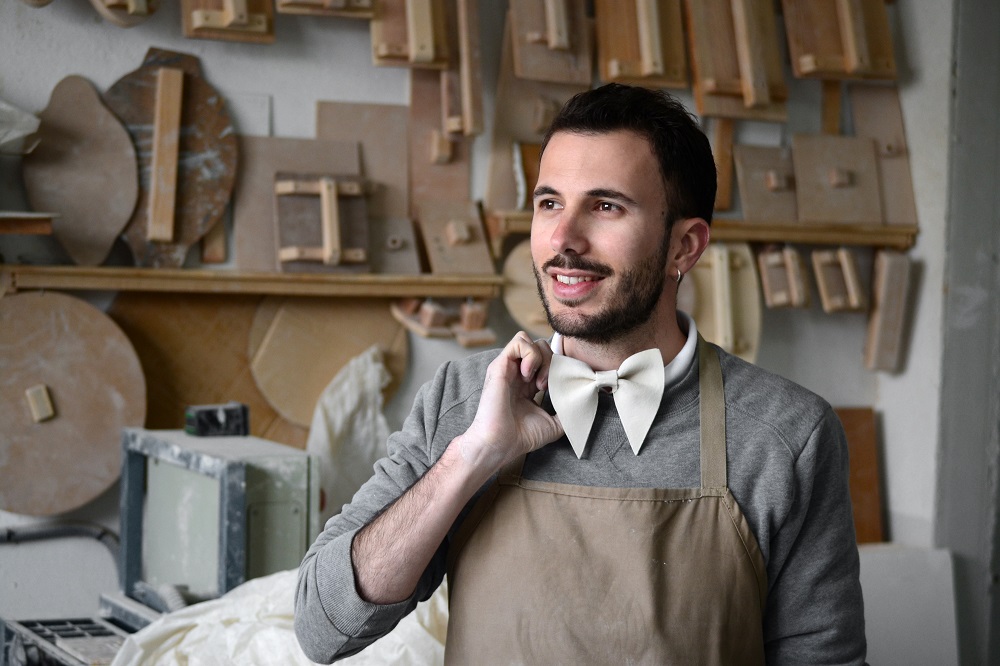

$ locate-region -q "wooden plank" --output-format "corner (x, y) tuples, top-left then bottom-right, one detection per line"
(147, 67), (184, 243)
(865, 250), (911, 372)
(103, 49), (238, 267)
(417, 199), (495, 274)
(371, 0), (450, 69)
(594, 0), (687, 88)
(275, 0), (374, 18)
(0, 213), (55, 235)
(781, 0), (894, 80)
(456, 0), (484, 135)
(792, 134), (882, 225)
(850, 83), (919, 227)
(733, 144), (797, 222)
(232, 135), (360, 272)
(821, 79), (843, 134)
(509, 0), (592, 85)
(712, 118), (735, 210)
(181, 0), (274, 44)
(21, 76), (137, 265)
(834, 407), (885, 543)
(730, 0), (772, 107)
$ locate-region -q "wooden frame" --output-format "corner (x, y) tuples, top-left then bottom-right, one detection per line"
(812, 247), (866, 313)
(758, 246), (810, 308)
(595, 0), (687, 89)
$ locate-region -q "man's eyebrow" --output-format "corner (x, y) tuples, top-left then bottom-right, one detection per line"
(585, 188), (639, 206)
(533, 185), (558, 198)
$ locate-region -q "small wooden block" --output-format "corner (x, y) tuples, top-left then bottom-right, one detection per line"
(147, 67), (184, 243)
(444, 219), (472, 245)
(90, 0), (160, 27)
(25, 384), (55, 423)
(510, 0), (592, 85)
(418, 299), (454, 328)
(865, 250), (911, 372)
(371, 0), (450, 69)
(595, 0), (688, 88)
(781, 0), (895, 80)
(417, 200), (495, 274)
(452, 325), (497, 348)
(792, 134), (883, 225)
(182, 0), (275, 44)
(758, 246), (809, 308)
(0, 213), (56, 235)
(200, 217), (228, 264)
(459, 300), (489, 329)
(812, 247), (866, 313)
(391, 300), (454, 338)
(430, 129), (454, 164)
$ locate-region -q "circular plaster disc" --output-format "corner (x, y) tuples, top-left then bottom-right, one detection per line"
(502, 239), (553, 339)
(0, 291), (146, 516)
(249, 297), (409, 428)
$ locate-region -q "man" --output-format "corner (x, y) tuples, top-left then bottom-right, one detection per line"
(295, 83), (866, 664)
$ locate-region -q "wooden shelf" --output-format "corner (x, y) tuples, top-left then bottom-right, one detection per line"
(486, 210), (919, 251)
(1, 265), (503, 299)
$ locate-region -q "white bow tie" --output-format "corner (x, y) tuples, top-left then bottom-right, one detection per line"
(548, 349), (665, 458)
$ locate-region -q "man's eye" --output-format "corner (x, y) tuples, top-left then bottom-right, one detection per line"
(598, 202), (622, 213)
(538, 199), (561, 210)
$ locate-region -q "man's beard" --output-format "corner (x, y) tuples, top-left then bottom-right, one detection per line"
(532, 240), (669, 345)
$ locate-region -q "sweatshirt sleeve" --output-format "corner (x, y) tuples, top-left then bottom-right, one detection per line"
(294, 360), (460, 663)
(763, 407), (867, 665)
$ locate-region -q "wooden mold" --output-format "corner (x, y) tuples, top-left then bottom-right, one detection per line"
(22, 75), (138, 266)
(850, 83), (919, 227)
(181, 0), (275, 44)
(757, 246), (810, 308)
(733, 144), (797, 223)
(276, 0), (375, 18)
(510, 0), (592, 85)
(685, 0), (787, 121)
(371, 0), (450, 69)
(417, 200), (494, 274)
(812, 247), (866, 313)
(595, 0), (687, 89)
(781, 0), (896, 80)
(865, 250), (911, 372)
(89, 0), (161, 27)
(792, 134), (882, 225)
(103, 49), (238, 267)
(274, 173), (370, 274)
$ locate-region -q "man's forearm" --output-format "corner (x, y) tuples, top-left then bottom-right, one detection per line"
(350, 434), (492, 604)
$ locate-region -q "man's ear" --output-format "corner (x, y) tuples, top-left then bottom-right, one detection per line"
(670, 217), (711, 276)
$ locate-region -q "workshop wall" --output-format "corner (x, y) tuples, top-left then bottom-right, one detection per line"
(0, 0), (952, 620)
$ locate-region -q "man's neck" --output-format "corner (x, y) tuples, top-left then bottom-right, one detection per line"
(560, 309), (687, 371)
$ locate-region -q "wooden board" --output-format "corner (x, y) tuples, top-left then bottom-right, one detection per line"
(456, 0), (485, 136)
(733, 144), (797, 222)
(502, 237), (553, 338)
(248, 297), (408, 427)
(181, 0), (275, 44)
(685, 0), (787, 121)
(369, 217), (423, 274)
(371, 0), (450, 69)
(276, 0), (374, 18)
(850, 83), (919, 227)
(107, 292), (308, 448)
(22, 75), (138, 266)
(273, 172), (370, 274)
(781, 0), (895, 80)
(484, 12), (588, 213)
(594, 0), (687, 88)
(103, 48), (238, 267)
(232, 136), (360, 272)
(509, 0), (592, 85)
(0, 213), (55, 235)
(315, 101), (410, 220)
(865, 250), (911, 372)
(0, 291), (146, 516)
(409, 68), (472, 217)
(416, 199), (494, 274)
(834, 407), (885, 543)
(792, 134), (882, 225)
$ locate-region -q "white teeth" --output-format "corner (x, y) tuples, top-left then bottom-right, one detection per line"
(556, 275), (594, 285)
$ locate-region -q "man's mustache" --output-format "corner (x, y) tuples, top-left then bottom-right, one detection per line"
(540, 254), (614, 277)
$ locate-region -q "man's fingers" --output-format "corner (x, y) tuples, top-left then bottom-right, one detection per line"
(498, 331), (550, 382)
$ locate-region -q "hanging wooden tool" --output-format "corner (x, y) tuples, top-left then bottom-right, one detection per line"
(453, 0), (484, 136)
(812, 247), (866, 313)
(757, 246), (810, 308)
(1, 291), (146, 516)
(594, 0), (687, 88)
(733, 144), (797, 223)
(865, 250), (911, 372)
(89, 0), (161, 27)
(181, 0), (275, 44)
(103, 48), (238, 267)
(509, 0), (592, 85)
(417, 200), (494, 274)
(371, 0), (450, 69)
(273, 172), (370, 274)
(781, 0), (896, 80)
(275, 0), (374, 18)
(22, 75), (139, 266)
(792, 133), (883, 225)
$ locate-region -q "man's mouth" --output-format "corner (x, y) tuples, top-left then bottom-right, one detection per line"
(555, 275), (599, 285)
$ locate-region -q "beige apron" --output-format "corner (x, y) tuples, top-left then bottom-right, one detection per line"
(445, 338), (768, 665)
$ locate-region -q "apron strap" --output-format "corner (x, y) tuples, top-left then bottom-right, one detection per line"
(698, 335), (727, 489)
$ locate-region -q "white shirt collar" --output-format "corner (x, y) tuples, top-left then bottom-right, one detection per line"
(550, 311), (699, 389)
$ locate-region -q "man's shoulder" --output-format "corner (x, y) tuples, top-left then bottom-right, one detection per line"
(430, 347), (502, 412)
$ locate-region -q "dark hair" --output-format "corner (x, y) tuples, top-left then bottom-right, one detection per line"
(540, 83), (717, 226)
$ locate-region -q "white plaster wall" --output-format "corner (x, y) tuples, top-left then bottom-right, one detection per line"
(0, 0), (950, 618)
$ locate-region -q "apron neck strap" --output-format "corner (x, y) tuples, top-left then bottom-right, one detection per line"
(698, 335), (727, 489)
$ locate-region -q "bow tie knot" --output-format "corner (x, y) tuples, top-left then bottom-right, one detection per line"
(548, 348), (665, 458)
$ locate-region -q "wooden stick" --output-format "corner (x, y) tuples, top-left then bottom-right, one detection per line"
(713, 118), (735, 210)
(147, 67), (183, 243)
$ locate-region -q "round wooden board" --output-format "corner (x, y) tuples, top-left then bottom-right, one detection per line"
(0, 291), (146, 516)
(107, 292), (309, 448)
(249, 297), (409, 428)
(23, 75), (139, 266)
(502, 238), (553, 339)
(103, 48), (237, 267)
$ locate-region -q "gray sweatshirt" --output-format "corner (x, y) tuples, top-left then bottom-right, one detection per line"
(294, 343), (866, 664)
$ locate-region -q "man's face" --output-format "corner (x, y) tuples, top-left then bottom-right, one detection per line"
(530, 130), (672, 344)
